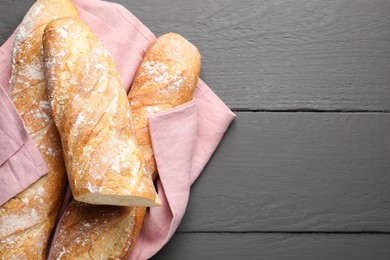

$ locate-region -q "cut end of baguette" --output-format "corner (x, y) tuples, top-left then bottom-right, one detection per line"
(75, 193), (161, 207)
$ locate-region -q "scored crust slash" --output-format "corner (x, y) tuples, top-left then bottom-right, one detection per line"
(43, 17), (161, 207)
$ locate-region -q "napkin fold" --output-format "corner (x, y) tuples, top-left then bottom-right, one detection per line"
(0, 0), (235, 258)
(0, 85), (48, 206)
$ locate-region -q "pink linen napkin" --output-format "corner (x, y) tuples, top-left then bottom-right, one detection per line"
(0, 28), (48, 206)
(0, 0), (235, 259)
(0, 84), (47, 206)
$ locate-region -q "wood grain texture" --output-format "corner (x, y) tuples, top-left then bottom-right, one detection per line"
(0, 0), (34, 41)
(153, 233), (390, 260)
(178, 112), (390, 232)
(123, 0), (390, 111)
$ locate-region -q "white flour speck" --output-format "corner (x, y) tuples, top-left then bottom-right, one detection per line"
(75, 113), (85, 126)
(86, 182), (98, 193)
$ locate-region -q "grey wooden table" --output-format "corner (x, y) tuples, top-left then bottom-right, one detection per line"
(1, 0), (390, 259)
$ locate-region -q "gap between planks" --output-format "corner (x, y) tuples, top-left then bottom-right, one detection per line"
(231, 109), (390, 113)
(177, 231), (390, 234)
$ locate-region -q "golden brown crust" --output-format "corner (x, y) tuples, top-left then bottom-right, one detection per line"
(10, 0), (78, 97)
(0, 0), (78, 259)
(50, 33), (201, 259)
(129, 32), (201, 178)
(51, 201), (146, 259)
(42, 17), (160, 207)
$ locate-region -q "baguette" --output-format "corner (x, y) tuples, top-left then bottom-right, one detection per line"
(43, 17), (160, 207)
(128, 32), (201, 178)
(51, 201), (146, 259)
(0, 0), (78, 258)
(50, 33), (201, 259)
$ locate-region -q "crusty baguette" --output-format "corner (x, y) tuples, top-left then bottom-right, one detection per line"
(43, 17), (160, 207)
(128, 32), (201, 178)
(0, 0), (78, 259)
(50, 33), (201, 259)
(50, 201), (146, 259)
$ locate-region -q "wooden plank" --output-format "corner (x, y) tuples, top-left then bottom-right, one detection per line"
(0, 0), (34, 42)
(178, 112), (390, 232)
(125, 0), (390, 111)
(152, 233), (390, 260)
(1, 0), (389, 110)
